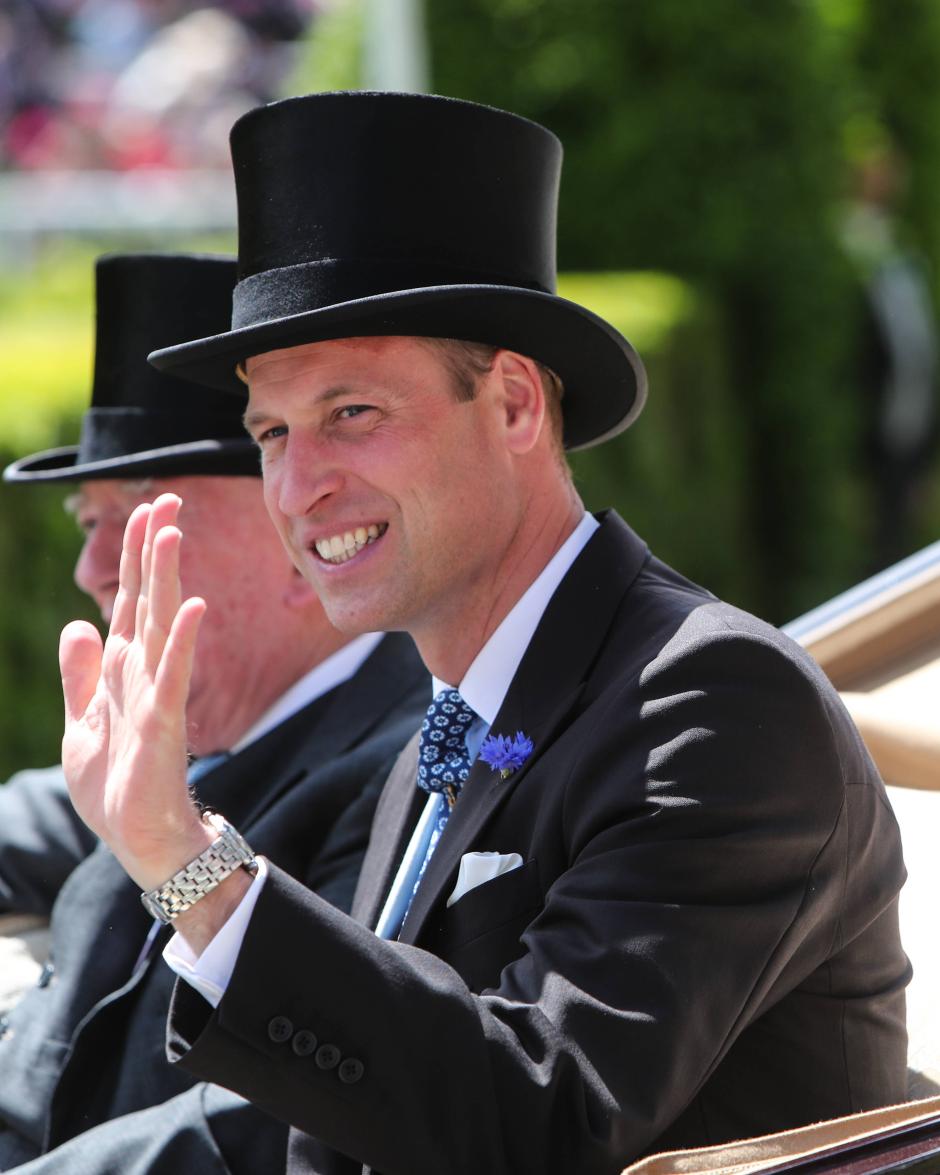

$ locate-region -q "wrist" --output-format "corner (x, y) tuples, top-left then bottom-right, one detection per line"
(171, 866), (256, 955)
(140, 814), (257, 925)
(131, 815), (219, 894)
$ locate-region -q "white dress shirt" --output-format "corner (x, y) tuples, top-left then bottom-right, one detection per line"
(374, 512), (599, 937)
(167, 514), (599, 1003)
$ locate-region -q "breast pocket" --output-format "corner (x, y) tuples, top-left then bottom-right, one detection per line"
(434, 858), (542, 991)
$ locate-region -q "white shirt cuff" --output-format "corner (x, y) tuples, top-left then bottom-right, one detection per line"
(163, 856), (268, 1008)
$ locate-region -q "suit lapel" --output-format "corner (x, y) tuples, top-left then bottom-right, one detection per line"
(400, 512), (649, 943)
(351, 733), (423, 928)
(287, 632), (424, 788)
(195, 703), (324, 830)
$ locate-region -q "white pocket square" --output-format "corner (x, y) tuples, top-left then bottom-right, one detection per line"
(447, 851), (524, 908)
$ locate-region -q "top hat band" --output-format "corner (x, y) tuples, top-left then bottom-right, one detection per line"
(232, 257), (551, 332)
(77, 406), (250, 466)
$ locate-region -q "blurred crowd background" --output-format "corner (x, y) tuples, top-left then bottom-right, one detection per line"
(0, 0), (309, 170)
(2, 0), (940, 778)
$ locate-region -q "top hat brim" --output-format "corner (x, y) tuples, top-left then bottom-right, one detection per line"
(3, 437), (260, 484)
(149, 285), (648, 452)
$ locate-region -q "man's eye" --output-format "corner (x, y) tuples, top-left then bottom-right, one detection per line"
(257, 424), (288, 443)
(337, 404), (372, 420)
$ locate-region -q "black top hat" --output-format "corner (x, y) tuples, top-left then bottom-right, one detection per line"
(4, 253), (259, 484)
(149, 92), (647, 451)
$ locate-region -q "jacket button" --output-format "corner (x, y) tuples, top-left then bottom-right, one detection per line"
(338, 1057), (365, 1084)
(315, 1043), (341, 1070)
(292, 1029), (318, 1057)
(267, 1016), (294, 1044)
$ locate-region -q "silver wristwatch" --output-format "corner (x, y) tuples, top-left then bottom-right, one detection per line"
(140, 813), (257, 924)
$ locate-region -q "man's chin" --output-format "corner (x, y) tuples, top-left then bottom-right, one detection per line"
(320, 593), (398, 639)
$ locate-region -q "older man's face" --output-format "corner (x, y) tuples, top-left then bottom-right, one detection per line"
(70, 475), (305, 752)
(244, 335), (526, 655)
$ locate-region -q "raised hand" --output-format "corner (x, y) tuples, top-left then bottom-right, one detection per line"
(59, 494), (213, 892)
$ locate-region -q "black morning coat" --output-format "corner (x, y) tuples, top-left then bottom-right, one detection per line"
(165, 512), (910, 1175)
(0, 633), (429, 1174)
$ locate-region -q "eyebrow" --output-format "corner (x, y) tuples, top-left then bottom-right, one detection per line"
(62, 479), (155, 517)
(62, 492), (84, 517)
(243, 385), (361, 430)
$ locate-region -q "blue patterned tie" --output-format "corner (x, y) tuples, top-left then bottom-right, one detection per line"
(399, 689), (475, 917)
(417, 689), (476, 813)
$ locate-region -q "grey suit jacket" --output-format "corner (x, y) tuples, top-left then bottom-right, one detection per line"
(165, 513), (910, 1175)
(0, 633), (428, 1174)
(0, 766), (96, 918)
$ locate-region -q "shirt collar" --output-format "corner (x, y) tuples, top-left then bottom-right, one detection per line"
(432, 512), (599, 725)
(232, 631), (385, 753)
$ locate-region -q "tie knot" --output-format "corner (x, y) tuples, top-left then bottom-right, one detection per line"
(417, 689), (476, 802)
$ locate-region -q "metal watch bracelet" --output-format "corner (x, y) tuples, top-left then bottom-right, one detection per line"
(140, 813), (258, 925)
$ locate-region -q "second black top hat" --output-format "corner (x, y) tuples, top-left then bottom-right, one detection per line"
(5, 254), (259, 483)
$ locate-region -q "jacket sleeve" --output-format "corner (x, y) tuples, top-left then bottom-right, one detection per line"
(165, 628), (908, 1175)
(0, 766), (97, 916)
(9, 1084), (288, 1175)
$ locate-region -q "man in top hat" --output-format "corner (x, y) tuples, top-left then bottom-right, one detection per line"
(0, 251), (428, 1173)
(59, 95), (908, 1175)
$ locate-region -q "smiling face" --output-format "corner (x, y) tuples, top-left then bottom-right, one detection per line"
(244, 335), (582, 682)
(70, 474), (343, 753)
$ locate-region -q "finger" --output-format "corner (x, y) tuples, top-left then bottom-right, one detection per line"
(110, 504), (150, 640)
(59, 620), (104, 724)
(137, 494), (182, 639)
(143, 526), (183, 674)
(154, 595), (206, 718)
(140, 494), (181, 593)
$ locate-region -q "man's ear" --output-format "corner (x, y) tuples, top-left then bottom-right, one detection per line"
(492, 350), (546, 455)
(283, 564), (320, 610)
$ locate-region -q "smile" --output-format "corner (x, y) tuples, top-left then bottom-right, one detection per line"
(314, 523), (387, 564)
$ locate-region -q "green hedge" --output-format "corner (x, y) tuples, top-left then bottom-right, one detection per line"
(0, 244), (94, 779)
(0, 445), (98, 781)
(562, 274), (757, 607)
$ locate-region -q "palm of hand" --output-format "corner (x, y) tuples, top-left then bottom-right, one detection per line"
(59, 494), (208, 890)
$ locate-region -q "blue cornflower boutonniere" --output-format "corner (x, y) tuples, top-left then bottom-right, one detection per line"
(479, 731), (534, 779)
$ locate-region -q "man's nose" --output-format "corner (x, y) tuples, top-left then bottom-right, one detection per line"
(73, 523), (122, 616)
(272, 436), (344, 517)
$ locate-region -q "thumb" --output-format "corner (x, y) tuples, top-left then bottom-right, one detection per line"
(59, 620), (103, 724)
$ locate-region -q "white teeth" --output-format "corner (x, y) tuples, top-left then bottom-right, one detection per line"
(315, 523), (387, 564)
